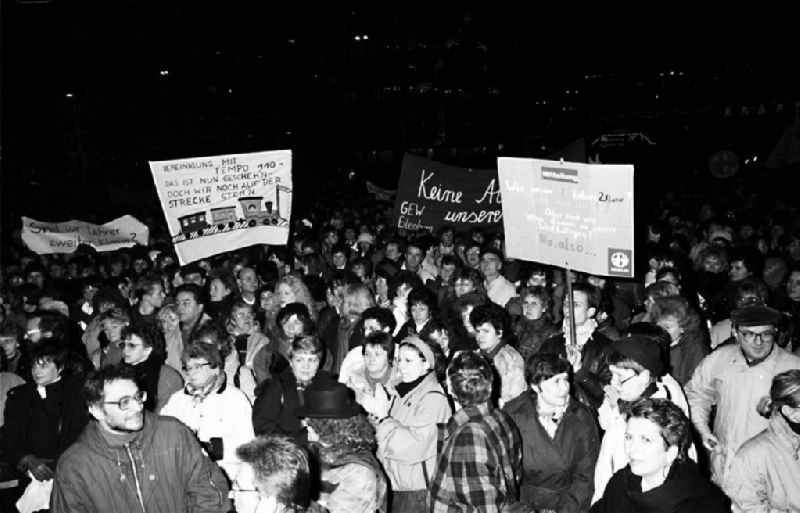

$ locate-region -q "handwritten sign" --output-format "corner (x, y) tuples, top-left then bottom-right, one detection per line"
(21, 215), (149, 254)
(498, 158), (634, 277)
(392, 153), (502, 233)
(149, 150), (292, 265)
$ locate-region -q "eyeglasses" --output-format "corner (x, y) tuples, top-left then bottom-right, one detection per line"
(104, 391), (147, 411)
(737, 329), (777, 343)
(610, 371), (638, 387)
(184, 362), (211, 373)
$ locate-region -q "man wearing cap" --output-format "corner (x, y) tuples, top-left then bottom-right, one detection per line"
(685, 305), (800, 486)
(480, 247), (516, 308)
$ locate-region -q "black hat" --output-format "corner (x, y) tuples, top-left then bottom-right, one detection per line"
(611, 335), (666, 377)
(731, 305), (782, 327)
(296, 381), (363, 419)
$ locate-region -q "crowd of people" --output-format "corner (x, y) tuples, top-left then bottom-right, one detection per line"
(0, 193), (800, 512)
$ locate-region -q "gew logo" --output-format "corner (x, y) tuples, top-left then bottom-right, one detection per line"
(608, 248), (632, 277)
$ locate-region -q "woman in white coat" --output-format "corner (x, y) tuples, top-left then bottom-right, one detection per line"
(160, 341), (253, 482)
(368, 336), (451, 513)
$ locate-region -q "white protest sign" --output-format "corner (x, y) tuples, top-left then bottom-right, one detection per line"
(498, 157), (634, 277)
(21, 215), (149, 254)
(149, 149), (292, 265)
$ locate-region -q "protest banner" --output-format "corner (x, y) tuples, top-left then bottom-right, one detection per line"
(392, 153), (502, 233)
(149, 149), (292, 265)
(21, 215), (149, 254)
(497, 157), (635, 278)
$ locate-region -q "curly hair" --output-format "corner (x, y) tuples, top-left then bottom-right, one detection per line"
(236, 435), (310, 511)
(306, 414), (376, 464)
(629, 398), (691, 460)
(275, 275), (317, 320)
(447, 350), (493, 406)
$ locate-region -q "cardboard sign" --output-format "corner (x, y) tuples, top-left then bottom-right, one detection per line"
(149, 150), (292, 265)
(498, 157), (635, 277)
(392, 153), (502, 233)
(22, 215), (149, 254)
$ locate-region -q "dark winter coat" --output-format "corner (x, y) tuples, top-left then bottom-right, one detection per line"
(504, 391), (600, 513)
(590, 459), (729, 513)
(51, 412), (230, 513)
(2, 375), (88, 468)
(252, 368), (335, 443)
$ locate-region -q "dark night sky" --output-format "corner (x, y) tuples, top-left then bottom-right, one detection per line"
(2, 4), (797, 226)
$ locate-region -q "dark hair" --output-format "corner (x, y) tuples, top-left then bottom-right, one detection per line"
(306, 415), (376, 465)
(276, 303), (313, 330)
(570, 282), (601, 311)
(134, 274), (163, 301)
(447, 350), (493, 406)
(362, 331), (395, 361)
(208, 271), (239, 298)
(453, 267), (482, 286)
(181, 341), (223, 369)
(122, 322), (166, 362)
(728, 248), (764, 277)
(406, 237), (431, 255)
(256, 260), (279, 290)
(469, 303), (508, 335)
(30, 339), (68, 370)
(644, 281), (681, 301)
(757, 369), (800, 418)
(629, 398), (692, 460)
(734, 278), (769, 308)
(525, 353), (571, 386)
(228, 299), (255, 319)
(84, 364), (139, 406)
(350, 257), (373, 278)
(174, 283), (205, 305)
(180, 264), (206, 281)
(0, 321), (22, 341)
(519, 286), (552, 316)
(30, 310), (69, 342)
(655, 266), (682, 284)
(387, 271), (423, 300)
(236, 435), (310, 511)
(440, 254), (461, 269)
(192, 323), (232, 360)
(407, 286), (438, 313)
(361, 307), (396, 333)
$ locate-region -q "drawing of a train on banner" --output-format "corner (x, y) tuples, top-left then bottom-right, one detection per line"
(172, 187), (290, 243)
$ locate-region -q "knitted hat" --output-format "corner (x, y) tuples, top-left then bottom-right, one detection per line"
(612, 335), (666, 377)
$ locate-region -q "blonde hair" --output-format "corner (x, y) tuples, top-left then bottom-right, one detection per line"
(276, 275), (317, 321)
(757, 369), (800, 418)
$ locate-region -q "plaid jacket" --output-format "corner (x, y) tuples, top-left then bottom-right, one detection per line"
(429, 403), (522, 513)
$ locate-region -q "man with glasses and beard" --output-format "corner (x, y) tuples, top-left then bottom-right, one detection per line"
(686, 305), (800, 487)
(51, 365), (230, 513)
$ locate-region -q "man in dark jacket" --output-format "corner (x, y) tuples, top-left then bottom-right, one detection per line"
(51, 364), (230, 513)
(540, 283), (613, 411)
